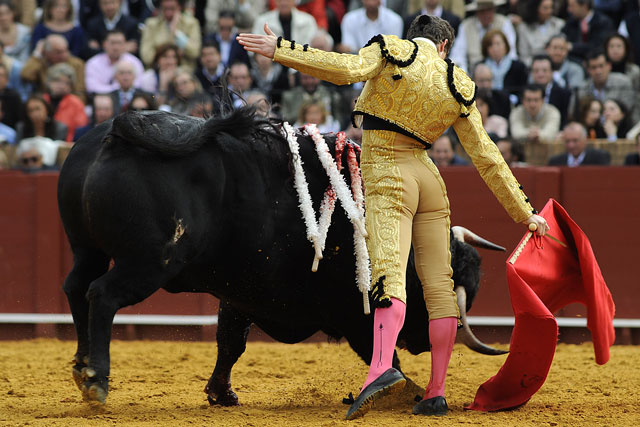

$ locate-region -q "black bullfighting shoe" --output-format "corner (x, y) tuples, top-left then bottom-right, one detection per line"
(345, 368), (406, 420)
(412, 395), (448, 416)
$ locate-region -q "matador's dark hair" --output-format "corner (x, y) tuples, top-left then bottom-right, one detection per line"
(406, 15), (455, 55)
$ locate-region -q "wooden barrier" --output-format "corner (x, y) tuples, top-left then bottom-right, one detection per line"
(1, 167), (639, 343)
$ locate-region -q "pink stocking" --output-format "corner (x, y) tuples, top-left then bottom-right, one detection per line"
(361, 298), (406, 391)
(424, 317), (457, 399)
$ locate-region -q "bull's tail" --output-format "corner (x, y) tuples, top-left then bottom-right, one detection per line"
(107, 107), (274, 157)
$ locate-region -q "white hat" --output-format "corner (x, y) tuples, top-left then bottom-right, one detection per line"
(465, 0), (507, 12)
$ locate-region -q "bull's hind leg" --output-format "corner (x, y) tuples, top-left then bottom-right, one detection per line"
(205, 300), (251, 406)
(81, 262), (168, 404)
(62, 248), (110, 390)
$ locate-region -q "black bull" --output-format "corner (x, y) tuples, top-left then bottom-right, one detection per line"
(57, 108), (505, 405)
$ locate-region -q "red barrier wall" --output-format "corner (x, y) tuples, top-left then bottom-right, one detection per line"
(1, 167), (639, 341)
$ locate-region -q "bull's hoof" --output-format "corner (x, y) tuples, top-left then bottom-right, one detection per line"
(206, 390), (239, 406)
(80, 367), (108, 404)
(72, 364), (85, 390)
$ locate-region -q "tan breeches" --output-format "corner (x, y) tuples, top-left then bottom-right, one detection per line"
(360, 129), (459, 321)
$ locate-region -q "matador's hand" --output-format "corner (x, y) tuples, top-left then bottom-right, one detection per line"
(523, 214), (549, 237)
(237, 24), (278, 59)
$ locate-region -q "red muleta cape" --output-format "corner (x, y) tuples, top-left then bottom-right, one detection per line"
(466, 198), (615, 412)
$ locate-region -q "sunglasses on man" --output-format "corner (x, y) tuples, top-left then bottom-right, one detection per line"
(21, 156), (41, 165)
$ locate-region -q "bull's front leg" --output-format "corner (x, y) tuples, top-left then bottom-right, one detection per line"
(205, 300), (251, 406)
(62, 249), (110, 390)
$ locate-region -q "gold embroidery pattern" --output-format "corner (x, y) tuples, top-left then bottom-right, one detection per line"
(361, 129), (406, 303)
(274, 36), (534, 223)
(413, 150), (460, 322)
(453, 108), (533, 223)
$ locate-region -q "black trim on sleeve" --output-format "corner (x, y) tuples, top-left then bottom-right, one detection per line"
(277, 36), (283, 48)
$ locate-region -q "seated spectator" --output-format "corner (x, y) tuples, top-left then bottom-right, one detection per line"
(43, 62), (88, 141)
(31, 0), (89, 60)
(252, 0), (318, 48)
(109, 60), (148, 114)
(472, 62), (511, 119)
(225, 61), (254, 109)
(195, 39), (225, 95)
(288, 0), (328, 30)
(548, 121), (610, 166)
(545, 33), (585, 90)
(496, 137), (528, 167)
(204, 0), (265, 34)
(530, 54), (572, 126)
(604, 33), (640, 116)
(244, 89), (273, 118)
(85, 30), (144, 95)
(206, 10), (250, 68)
(250, 50), (289, 106)
(85, 0), (141, 56)
(562, 0), (614, 63)
(74, 93), (116, 140)
(403, 0), (461, 38)
(476, 89), (508, 138)
(0, 62), (23, 128)
(280, 71), (345, 127)
(294, 99), (341, 133)
(0, 41), (30, 101)
(618, 6), (640, 68)
(0, 0), (31, 62)
(127, 92), (158, 111)
(602, 98), (631, 143)
(623, 133), (640, 165)
(604, 33), (640, 90)
(16, 94), (67, 143)
(79, 0), (152, 28)
(481, 29), (528, 103)
(509, 84), (561, 143)
(430, 133), (469, 167)
(21, 34), (86, 100)
(15, 135), (60, 172)
(168, 68), (211, 116)
(572, 49), (635, 125)
(338, 0), (402, 53)
(516, 0), (564, 66)
(575, 95), (605, 139)
(0, 99), (16, 144)
(449, 0), (517, 73)
(139, 43), (180, 104)
(140, 0), (201, 71)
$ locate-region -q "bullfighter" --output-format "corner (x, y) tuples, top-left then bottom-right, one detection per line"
(237, 15), (549, 419)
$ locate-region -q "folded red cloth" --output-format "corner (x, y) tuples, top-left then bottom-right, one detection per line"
(466, 199), (615, 412)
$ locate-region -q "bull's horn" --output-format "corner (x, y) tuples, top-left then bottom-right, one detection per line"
(455, 286), (508, 355)
(451, 226), (505, 251)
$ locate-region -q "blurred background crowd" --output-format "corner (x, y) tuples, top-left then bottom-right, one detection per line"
(0, 0), (640, 173)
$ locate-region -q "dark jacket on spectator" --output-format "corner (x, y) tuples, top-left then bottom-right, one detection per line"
(624, 152), (640, 165)
(548, 148), (611, 166)
(86, 12), (141, 51)
(562, 11), (615, 61)
(547, 82), (572, 126)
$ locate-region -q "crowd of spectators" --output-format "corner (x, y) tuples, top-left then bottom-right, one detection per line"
(1, 0), (640, 172)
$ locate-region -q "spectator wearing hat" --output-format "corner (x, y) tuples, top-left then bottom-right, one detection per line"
(449, 0), (517, 73)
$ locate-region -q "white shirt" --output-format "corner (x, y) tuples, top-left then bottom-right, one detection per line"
(568, 151), (586, 167)
(340, 7), (403, 53)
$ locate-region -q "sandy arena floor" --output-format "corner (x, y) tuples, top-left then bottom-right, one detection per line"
(0, 339), (638, 426)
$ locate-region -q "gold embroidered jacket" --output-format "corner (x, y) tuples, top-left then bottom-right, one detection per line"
(274, 34), (535, 223)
